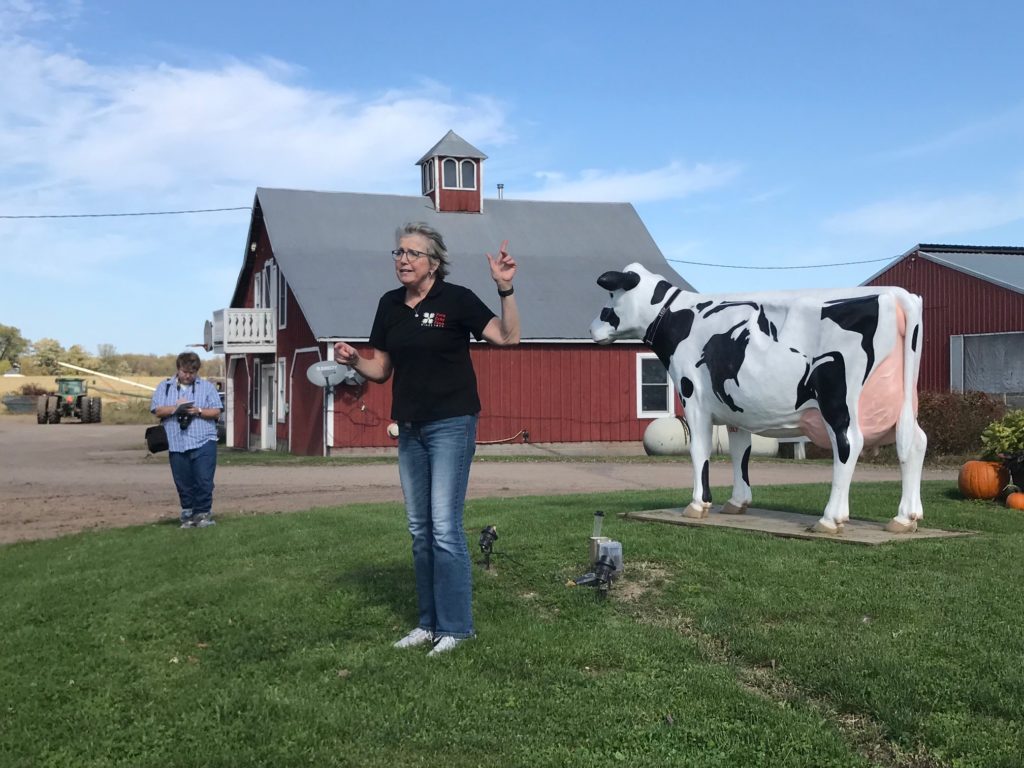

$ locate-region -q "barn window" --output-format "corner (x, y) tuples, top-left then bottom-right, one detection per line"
(253, 272), (263, 309)
(636, 353), (674, 418)
(442, 158), (459, 188)
(440, 157), (476, 189)
(422, 159), (435, 193)
(252, 359), (262, 420)
(277, 269), (287, 329)
(276, 357), (287, 423)
(460, 159), (476, 189)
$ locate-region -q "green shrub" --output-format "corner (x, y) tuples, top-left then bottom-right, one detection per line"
(917, 390), (1006, 456)
(981, 409), (1024, 487)
(980, 409), (1024, 458)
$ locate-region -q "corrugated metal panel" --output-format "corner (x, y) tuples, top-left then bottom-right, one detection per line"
(866, 256), (1024, 391)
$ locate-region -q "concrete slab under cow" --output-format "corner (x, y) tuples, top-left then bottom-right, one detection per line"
(623, 506), (975, 545)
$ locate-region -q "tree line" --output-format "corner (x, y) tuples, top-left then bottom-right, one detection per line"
(0, 324), (224, 378)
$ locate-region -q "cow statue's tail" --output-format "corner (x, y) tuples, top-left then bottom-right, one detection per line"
(887, 290), (928, 533)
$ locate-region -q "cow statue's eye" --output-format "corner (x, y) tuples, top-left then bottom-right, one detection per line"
(608, 292), (614, 299)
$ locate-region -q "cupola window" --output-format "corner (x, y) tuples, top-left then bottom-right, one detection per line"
(440, 157), (478, 190)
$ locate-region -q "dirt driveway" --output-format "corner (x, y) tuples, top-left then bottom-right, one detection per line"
(0, 416), (956, 545)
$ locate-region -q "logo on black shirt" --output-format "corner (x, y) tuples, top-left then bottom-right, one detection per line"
(420, 312), (447, 328)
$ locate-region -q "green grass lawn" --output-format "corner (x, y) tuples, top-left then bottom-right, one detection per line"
(2, 481), (1022, 767)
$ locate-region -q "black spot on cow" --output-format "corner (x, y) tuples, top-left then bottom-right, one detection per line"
(740, 445), (751, 487)
(695, 300), (713, 312)
(701, 460), (712, 503)
(647, 308), (695, 368)
(696, 321), (749, 413)
(599, 307), (620, 329)
(679, 376), (694, 399)
(911, 324), (919, 352)
(702, 301), (759, 319)
(597, 270), (640, 292)
(756, 306), (779, 341)
(795, 352), (852, 463)
(821, 296), (879, 383)
(650, 280), (673, 305)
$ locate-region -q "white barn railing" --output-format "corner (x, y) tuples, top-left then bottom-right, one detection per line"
(209, 309), (276, 354)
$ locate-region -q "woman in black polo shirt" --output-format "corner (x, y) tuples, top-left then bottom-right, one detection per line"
(334, 222), (520, 656)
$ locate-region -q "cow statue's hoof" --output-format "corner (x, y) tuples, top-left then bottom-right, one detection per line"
(720, 501), (749, 515)
(810, 519), (842, 535)
(884, 518), (918, 534)
(682, 502), (710, 519)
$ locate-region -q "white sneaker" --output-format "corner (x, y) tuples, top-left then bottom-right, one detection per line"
(393, 628), (434, 649)
(427, 636), (466, 657)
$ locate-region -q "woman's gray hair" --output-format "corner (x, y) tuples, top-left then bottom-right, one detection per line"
(397, 222), (450, 279)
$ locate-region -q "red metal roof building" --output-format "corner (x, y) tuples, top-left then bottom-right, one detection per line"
(863, 244), (1024, 403)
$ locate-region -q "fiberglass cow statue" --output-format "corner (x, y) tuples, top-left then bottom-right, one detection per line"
(590, 263), (928, 534)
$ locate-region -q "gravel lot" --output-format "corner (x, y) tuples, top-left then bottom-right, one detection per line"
(0, 415), (956, 544)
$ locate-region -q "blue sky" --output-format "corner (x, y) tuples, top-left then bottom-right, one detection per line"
(2, 0), (1023, 356)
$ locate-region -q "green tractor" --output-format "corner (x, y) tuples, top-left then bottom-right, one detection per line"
(36, 377), (103, 424)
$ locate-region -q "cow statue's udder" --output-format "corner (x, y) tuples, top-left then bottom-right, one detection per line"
(799, 305), (911, 449)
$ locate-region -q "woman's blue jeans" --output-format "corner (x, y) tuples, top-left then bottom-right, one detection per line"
(398, 414), (477, 640)
(168, 440), (218, 520)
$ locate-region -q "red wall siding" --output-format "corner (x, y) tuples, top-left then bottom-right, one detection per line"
(866, 257), (1024, 391)
(327, 342), (669, 450)
(437, 187), (481, 213)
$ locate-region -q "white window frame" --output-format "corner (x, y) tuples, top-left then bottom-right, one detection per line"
(253, 272), (264, 309)
(422, 158), (435, 193)
(440, 157), (477, 190)
(636, 352), (675, 418)
(277, 268), (288, 329)
(442, 158), (458, 188)
(252, 359), (262, 420)
(276, 357), (287, 423)
(459, 159), (477, 190)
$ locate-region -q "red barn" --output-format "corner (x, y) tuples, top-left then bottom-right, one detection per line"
(863, 244), (1024, 405)
(208, 131), (693, 454)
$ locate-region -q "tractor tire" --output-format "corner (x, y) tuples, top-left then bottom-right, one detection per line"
(92, 398), (102, 423)
(78, 398), (90, 423)
(84, 397), (95, 423)
(47, 396), (60, 423)
(37, 395), (48, 424)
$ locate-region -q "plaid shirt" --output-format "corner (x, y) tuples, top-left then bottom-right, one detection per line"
(149, 376), (222, 452)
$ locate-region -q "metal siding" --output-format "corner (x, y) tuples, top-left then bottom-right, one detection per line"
(867, 257), (1024, 391)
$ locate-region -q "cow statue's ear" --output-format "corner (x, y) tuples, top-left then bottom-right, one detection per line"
(597, 271), (641, 292)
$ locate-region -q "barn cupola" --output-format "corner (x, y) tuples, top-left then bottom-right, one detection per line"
(416, 130), (487, 213)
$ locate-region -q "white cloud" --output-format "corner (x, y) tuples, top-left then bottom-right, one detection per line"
(824, 192), (1024, 237)
(519, 161), (741, 203)
(878, 105), (1024, 161)
(0, 0), (79, 34)
(0, 41), (512, 214)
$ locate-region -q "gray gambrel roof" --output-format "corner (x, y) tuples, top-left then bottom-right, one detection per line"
(864, 243), (1024, 295)
(247, 187), (692, 342)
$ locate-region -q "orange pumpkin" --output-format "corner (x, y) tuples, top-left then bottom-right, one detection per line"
(1007, 492), (1024, 510)
(958, 460), (1009, 500)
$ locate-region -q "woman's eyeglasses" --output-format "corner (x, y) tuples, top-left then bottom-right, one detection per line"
(391, 248), (430, 261)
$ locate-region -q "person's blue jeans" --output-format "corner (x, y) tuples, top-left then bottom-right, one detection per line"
(168, 440), (218, 521)
(398, 414), (477, 640)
